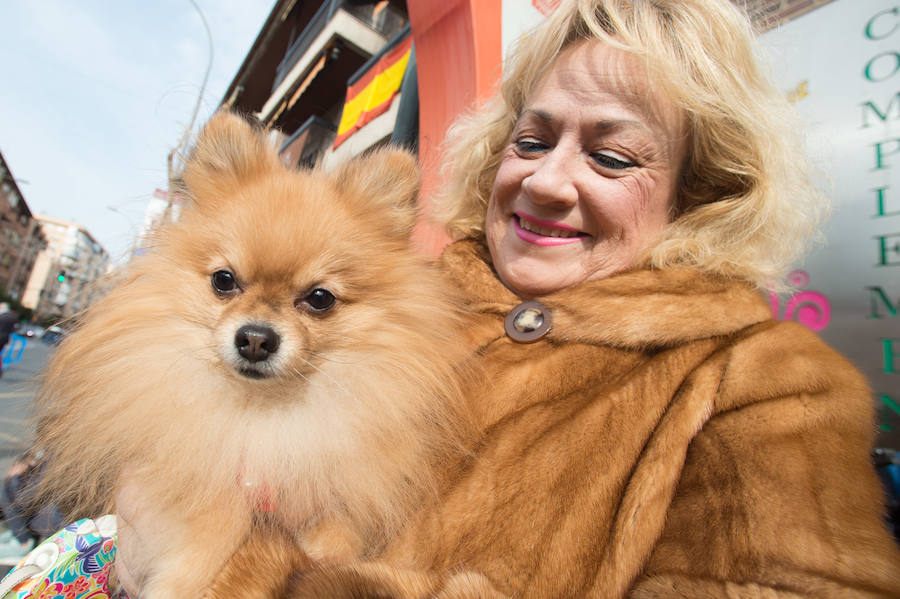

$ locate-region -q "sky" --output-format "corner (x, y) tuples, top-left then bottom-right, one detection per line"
(0, 0), (274, 264)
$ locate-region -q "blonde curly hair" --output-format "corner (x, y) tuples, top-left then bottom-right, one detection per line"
(433, 0), (827, 289)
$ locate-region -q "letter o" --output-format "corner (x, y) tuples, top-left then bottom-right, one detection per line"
(865, 51), (900, 82)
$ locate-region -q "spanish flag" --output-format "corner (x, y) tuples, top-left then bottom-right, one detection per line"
(333, 32), (412, 150)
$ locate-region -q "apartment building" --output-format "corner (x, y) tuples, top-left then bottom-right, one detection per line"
(0, 151), (46, 302)
(22, 215), (110, 320)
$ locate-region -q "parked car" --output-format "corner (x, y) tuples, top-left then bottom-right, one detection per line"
(17, 324), (45, 338)
(40, 326), (66, 345)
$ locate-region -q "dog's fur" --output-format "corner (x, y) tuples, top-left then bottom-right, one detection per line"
(32, 112), (473, 598)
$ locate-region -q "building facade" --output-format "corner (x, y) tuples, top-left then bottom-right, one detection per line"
(221, 0), (413, 169)
(0, 151), (46, 302)
(22, 215), (110, 321)
(144, 2), (415, 246)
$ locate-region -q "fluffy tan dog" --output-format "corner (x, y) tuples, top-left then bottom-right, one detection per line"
(32, 112), (473, 598)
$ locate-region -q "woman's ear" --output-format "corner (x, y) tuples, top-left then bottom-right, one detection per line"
(331, 147), (421, 238)
(182, 111), (281, 206)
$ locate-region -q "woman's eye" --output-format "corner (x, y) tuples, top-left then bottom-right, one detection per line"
(211, 270), (239, 295)
(299, 288), (336, 313)
(514, 137), (549, 154)
(591, 152), (636, 170)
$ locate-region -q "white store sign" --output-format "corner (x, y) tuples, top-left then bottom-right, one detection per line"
(762, 0), (900, 447)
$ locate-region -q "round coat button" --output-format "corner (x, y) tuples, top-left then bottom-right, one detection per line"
(504, 301), (552, 343)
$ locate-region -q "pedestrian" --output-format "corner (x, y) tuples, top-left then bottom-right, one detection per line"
(0, 446), (66, 560)
(0, 452), (40, 559)
(0, 303), (18, 378)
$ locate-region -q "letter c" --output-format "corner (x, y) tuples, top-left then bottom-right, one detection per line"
(866, 7), (900, 40)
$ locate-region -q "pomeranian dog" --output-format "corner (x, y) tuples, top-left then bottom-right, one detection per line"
(32, 112), (473, 598)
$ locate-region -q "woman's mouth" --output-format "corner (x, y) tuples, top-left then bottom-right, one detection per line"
(513, 213), (587, 246)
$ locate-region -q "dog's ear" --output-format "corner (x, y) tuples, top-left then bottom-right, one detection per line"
(182, 111), (280, 204)
(331, 147), (421, 238)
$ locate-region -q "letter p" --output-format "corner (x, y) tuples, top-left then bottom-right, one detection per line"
(875, 138), (900, 169)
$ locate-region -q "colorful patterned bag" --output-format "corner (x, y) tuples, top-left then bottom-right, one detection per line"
(0, 516), (119, 599)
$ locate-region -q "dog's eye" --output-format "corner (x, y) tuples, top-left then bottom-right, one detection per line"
(211, 270), (239, 295)
(300, 288), (336, 312)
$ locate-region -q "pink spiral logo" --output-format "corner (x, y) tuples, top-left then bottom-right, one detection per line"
(785, 270), (810, 288)
(768, 270), (831, 331)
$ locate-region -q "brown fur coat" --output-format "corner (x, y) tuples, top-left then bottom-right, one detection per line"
(287, 240), (900, 598)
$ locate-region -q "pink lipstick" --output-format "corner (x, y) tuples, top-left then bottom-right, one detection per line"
(513, 212), (586, 246)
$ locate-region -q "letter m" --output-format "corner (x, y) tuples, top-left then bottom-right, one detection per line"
(868, 286), (899, 318)
(863, 92), (900, 128)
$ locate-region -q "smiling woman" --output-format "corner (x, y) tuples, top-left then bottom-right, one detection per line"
(437, 1), (826, 293)
(485, 41), (685, 297)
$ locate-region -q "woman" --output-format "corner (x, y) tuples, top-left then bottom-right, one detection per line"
(118, 0), (900, 596)
(280, 0), (900, 596)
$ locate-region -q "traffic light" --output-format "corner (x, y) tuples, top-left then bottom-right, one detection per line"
(57, 270), (66, 283)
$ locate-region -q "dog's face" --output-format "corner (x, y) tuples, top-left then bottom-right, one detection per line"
(153, 113), (426, 389)
(34, 114), (472, 543)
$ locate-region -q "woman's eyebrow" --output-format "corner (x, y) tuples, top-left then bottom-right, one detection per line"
(591, 119), (650, 134)
(521, 108), (649, 134)
(519, 108), (554, 124)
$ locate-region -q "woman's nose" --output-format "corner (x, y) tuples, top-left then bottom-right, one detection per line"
(521, 147), (579, 208)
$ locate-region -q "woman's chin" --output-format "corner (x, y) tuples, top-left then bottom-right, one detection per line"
(496, 260), (576, 298)
(489, 229), (590, 297)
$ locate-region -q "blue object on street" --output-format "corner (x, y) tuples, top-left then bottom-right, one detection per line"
(0, 336), (26, 371)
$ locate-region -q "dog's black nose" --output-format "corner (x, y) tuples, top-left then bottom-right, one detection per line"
(235, 324), (280, 362)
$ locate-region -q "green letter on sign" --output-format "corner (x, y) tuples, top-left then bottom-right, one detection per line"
(867, 287), (899, 318)
(862, 94), (900, 128)
(874, 186), (900, 217)
(875, 233), (900, 265)
(874, 139), (900, 169)
(866, 7), (900, 40)
(865, 51), (900, 82)
(881, 395), (900, 432)
(883, 338), (900, 373)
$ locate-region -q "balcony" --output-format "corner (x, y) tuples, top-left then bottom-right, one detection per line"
(279, 116), (337, 168)
(260, 1), (409, 125)
(273, 1), (407, 92)
(322, 24), (412, 168)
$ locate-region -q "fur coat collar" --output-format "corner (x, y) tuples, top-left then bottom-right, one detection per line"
(440, 239), (773, 348)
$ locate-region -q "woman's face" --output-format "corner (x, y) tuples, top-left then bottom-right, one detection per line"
(486, 41), (687, 298)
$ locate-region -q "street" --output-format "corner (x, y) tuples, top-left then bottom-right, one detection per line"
(0, 337), (54, 477)
(0, 338), (54, 572)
